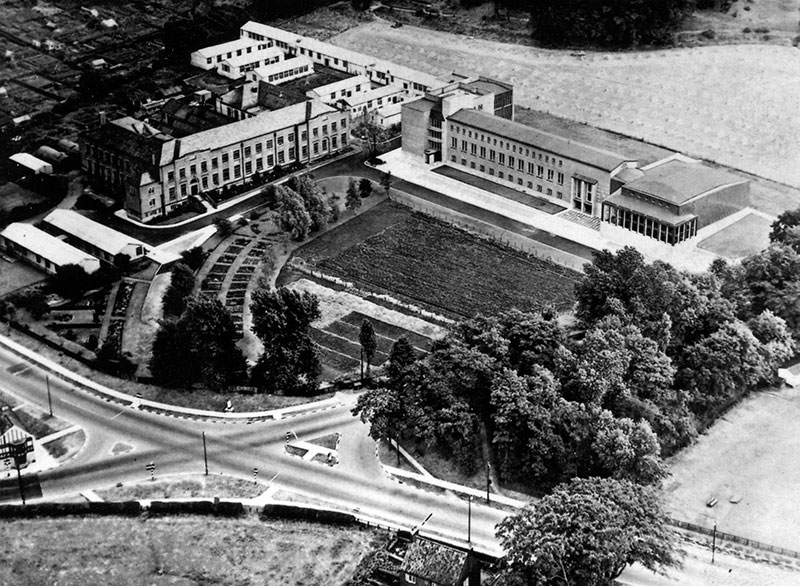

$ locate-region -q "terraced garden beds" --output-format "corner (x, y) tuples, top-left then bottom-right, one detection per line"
(316, 212), (579, 319)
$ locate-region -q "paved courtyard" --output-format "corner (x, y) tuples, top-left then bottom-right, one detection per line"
(331, 22), (800, 188)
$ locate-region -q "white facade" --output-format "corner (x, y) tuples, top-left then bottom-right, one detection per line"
(342, 84), (409, 122)
(9, 153), (52, 174)
(190, 38), (270, 71)
(217, 46), (283, 80)
(307, 75), (372, 104)
(0, 223), (101, 275)
(250, 55), (314, 85)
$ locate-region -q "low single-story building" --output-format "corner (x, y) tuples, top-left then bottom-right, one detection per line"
(0, 223), (101, 275)
(399, 538), (481, 586)
(42, 209), (148, 265)
(9, 153), (53, 175)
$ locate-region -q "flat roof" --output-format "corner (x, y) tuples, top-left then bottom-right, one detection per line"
(309, 74), (369, 97)
(624, 159), (747, 205)
(604, 191), (696, 225)
(448, 108), (630, 172)
(0, 223), (100, 270)
(194, 38), (259, 59)
(43, 209), (147, 257)
(253, 55), (313, 78)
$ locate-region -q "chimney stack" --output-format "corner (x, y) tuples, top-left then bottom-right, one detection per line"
(99, 110), (107, 125)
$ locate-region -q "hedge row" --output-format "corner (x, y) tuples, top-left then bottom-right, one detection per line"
(260, 504), (357, 526)
(0, 501), (141, 518)
(148, 500), (245, 517)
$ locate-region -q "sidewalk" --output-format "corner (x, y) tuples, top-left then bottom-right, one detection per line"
(379, 148), (723, 272)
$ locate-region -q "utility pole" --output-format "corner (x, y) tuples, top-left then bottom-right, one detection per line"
(46, 375), (52, 417)
(202, 431), (208, 476)
(14, 460), (25, 506)
(712, 521), (717, 563)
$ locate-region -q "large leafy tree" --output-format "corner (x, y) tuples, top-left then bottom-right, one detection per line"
(150, 295), (245, 390)
(359, 318), (377, 379)
(294, 174), (329, 233)
(277, 185), (312, 241)
(496, 477), (679, 586)
(345, 178), (362, 215)
(250, 286), (322, 395)
(161, 262), (196, 317)
(741, 243), (800, 336)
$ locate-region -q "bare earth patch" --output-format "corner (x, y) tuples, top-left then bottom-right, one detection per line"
(666, 385), (800, 552)
(330, 22), (800, 189)
(0, 515), (381, 585)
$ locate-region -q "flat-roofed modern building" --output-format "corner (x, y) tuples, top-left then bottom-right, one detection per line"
(0, 223), (101, 274)
(249, 55), (314, 85)
(444, 108), (635, 217)
(190, 38), (271, 70)
(217, 46), (283, 80)
(601, 156), (750, 245)
(42, 209), (149, 264)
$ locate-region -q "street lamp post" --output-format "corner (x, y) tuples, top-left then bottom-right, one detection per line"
(712, 521), (717, 563)
(46, 375), (52, 417)
(202, 431), (208, 476)
(486, 462), (491, 503)
(467, 495), (472, 544)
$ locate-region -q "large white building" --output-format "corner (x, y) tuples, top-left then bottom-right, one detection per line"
(42, 209), (149, 264)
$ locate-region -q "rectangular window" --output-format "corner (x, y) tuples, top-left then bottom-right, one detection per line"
(489, 168), (495, 176)
(168, 186), (175, 200)
(508, 156), (515, 168)
(322, 125), (327, 135)
(200, 161), (208, 173)
(451, 137), (458, 148)
(167, 170), (174, 182)
(341, 133), (347, 145)
(201, 177), (208, 189)
(277, 135), (284, 146)
(267, 154), (274, 167)
(498, 171), (504, 179)
(471, 144), (477, 155)
(245, 161), (252, 175)
(537, 165), (544, 178)
(256, 158), (263, 170)
(557, 172), (564, 185)
(331, 121), (337, 132)
(527, 162), (535, 174)
(212, 158), (218, 169)
(461, 140), (467, 152)
(244, 146), (251, 158)
(266, 139), (274, 149)
(331, 136), (337, 149)
(221, 153), (229, 164)
(451, 155), (457, 162)
(489, 150), (495, 162)
(278, 151), (285, 164)
(547, 169), (554, 182)
(518, 159), (524, 171)
(255, 143), (262, 154)
(313, 128), (319, 137)
(233, 165), (241, 178)
(527, 181), (533, 189)
(301, 145), (308, 158)
(341, 118), (346, 128)
(222, 168), (230, 181)
(190, 164), (196, 176)
(179, 168), (186, 179)
(498, 153), (505, 165)
(289, 146), (296, 159)
(180, 184), (187, 196)
(313, 142), (319, 155)
(233, 150), (240, 160)
(212, 173), (219, 185)
(479, 146), (486, 158)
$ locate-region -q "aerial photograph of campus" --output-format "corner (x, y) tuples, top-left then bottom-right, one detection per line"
(0, 0), (799, 584)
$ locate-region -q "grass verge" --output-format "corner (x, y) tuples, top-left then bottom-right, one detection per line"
(96, 474), (265, 501)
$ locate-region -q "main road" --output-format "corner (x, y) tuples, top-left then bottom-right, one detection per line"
(0, 340), (508, 558)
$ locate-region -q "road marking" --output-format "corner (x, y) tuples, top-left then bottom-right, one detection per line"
(109, 409), (126, 420)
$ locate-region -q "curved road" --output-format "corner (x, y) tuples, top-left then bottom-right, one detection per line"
(0, 342), (508, 558)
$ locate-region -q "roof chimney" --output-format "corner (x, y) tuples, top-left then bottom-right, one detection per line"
(99, 110), (107, 125)
(305, 100), (312, 120)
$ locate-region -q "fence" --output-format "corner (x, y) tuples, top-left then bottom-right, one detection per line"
(388, 191), (588, 274)
(669, 517), (800, 560)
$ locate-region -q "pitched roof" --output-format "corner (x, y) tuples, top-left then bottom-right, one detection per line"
(43, 209), (147, 257)
(623, 159), (748, 205)
(448, 108), (630, 172)
(81, 118), (167, 168)
(0, 223), (100, 272)
(222, 46), (283, 69)
(400, 539), (468, 586)
(194, 38), (259, 59)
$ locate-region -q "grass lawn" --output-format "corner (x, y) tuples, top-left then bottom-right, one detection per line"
(697, 213), (771, 259)
(0, 515), (381, 585)
(433, 165), (566, 214)
(96, 474), (264, 500)
(0, 257), (45, 297)
(312, 206), (579, 319)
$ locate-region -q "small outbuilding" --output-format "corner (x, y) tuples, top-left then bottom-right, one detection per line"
(399, 538), (481, 586)
(9, 153), (53, 175)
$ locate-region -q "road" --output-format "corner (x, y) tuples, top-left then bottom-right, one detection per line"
(0, 342), (507, 557)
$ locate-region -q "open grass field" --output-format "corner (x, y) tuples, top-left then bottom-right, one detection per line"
(665, 385), (800, 552)
(0, 515), (381, 585)
(313, 208), (579, 319)
(330, 21), (800, 192)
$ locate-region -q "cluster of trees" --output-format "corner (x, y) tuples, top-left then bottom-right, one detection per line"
(354, 244), (794, 491)
(277, 175), (341, 241)
(523, 0), (694, 48)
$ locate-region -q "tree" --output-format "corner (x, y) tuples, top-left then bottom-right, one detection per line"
(380, 171), (392, 195)
(356, 115), (389, 158)
(593, 414), (666, 485)
(150, 296), (245, 390)
(180, 246), (207, 270)
(770, 207), (800, 247)
(161, 262), (195, 317)
(277, 185), (313, 240)
(345, 179), (362, 215)
(385, 336), (417, 387)
(294, 175), (329, 232)
(359, 318), (377, 380)
(214, 217), (233, 237)
(358, 177), (373, 199)
(249, 286), (322, 395)
(496, 477), (679, 586)
(742, 243), (800, 336)
(50, 264), (90, 299)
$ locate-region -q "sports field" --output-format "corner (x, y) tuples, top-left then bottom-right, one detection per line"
(331, 21), (800, 189)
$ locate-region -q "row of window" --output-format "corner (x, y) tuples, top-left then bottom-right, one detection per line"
(263, 64), (309, 83)
(450, 155), (565, 199)
(603, 205), (697, 244)
(205, 42), (270, 65)
(452, 125), (565, 168)
(453, 139), (565, 185)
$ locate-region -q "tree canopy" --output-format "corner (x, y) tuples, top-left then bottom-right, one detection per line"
(496, 477), (679, 586)
(249, 286), (322, 395)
